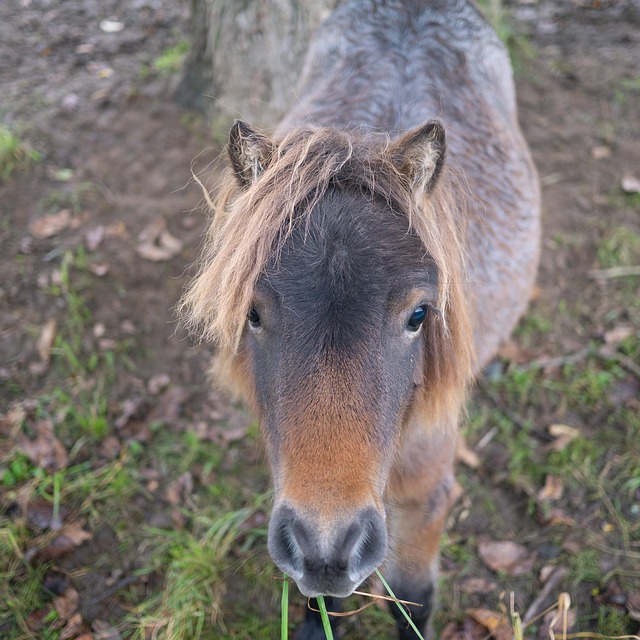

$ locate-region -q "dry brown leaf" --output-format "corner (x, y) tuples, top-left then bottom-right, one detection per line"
(537, 475), (564, 503)
(478, 537), (535, 576)
(26, 608), (50, 631)
(29, 210), (72, 239)
(456, 436), (480, 469)
(53, 587), (80, 622)
(497, 339), (539, 364)
(165, 472), (193, 505)
(93, 620), (122, 640)
(60, 613), (84, 640)
(468, 608), (512, 640)
(603, 324), (635, 346)
(207, 423), (250, 445)
(440, 617), (488, 640)
(591, 145), (611, 160)
(37, 318), (57, 363)
(60, 520), (93, 546)
(459, 576), (498, 593)
(25, 497), (69, 530)
(136, 217), (183, 262)
(18, 419), (68, 471)
(547, 424), (580, 452)
(0, 405), (26, 436)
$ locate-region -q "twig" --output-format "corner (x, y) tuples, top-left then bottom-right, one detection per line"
(589, 266), (640, 279)
(85, 574), (142, 606)
(518, 347), (592, 372)
(523, 567), (568, 624)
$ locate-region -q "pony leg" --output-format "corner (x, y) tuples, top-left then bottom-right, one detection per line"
(294, 597), (342, 640)
(383, 431), (457, 639)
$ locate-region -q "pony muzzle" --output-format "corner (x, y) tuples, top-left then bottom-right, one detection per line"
(268, 503), (388, 597)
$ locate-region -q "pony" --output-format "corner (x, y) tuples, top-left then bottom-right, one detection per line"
(182, 0), (540, 637)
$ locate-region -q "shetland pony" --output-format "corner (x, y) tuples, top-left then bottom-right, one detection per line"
(182, 0), (540, 637)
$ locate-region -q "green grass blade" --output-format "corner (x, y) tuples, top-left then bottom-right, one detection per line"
(281, 577), (289, 640)
(316, 596), (334, 640)
(375, 569), (425, 640)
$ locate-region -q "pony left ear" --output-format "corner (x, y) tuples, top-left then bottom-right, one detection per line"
(391, 120), (446, 193)
(228, 120), (274, 187)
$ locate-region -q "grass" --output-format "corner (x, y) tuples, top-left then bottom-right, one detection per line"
(153, 40), (190, 75)
(0, 124), (41, 181)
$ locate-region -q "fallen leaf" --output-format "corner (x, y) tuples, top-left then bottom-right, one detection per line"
(459, 576), (498, 593)
(26, 608), (50, 631)
(26, 521), (92, 563)
(53, 587), (79, 622)
(165, 472), (193, 505)
(497, 339), (539, 365)
(147, 373), (171, 395)
(37, 318), (57, 363)
(136, 217), (183, 262)
(456, 436), (480, 469)
(591, 145), (611, 160)
(60, 613), (84, 640)
(60, 520), (93, 546)
(537, 475), (564, 502)
(440, 617), (488, 640)
(18, 419), (68, 471)
(0, 405), (26, 436)
(539, 507), (575, 527)
(93, 620), (122, 640)
(478, 538), (535, 576)
(89, 262), (110, 277)
(207, 424), (250, 445)
(25, 497), (69, 530)
(468, 608), (512, 640)
(628, 591), (640, 621)
(547, 424), (580, 452)
(622, 175), (640, 194)
(29, 210), (72, 239)
(603, 324), (635, 346)
(85, 225), (105, 251)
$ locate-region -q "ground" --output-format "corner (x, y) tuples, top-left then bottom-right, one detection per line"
(0, 1), (639, 639)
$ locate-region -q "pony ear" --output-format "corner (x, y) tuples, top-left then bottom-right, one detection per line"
(228, 120), (274, 187)
(391, 120), (446, 193)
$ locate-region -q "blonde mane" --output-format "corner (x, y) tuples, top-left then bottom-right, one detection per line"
(180, 126), (475, 422)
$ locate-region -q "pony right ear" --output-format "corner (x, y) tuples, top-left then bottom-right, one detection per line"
(390, 120), (446, 193)
(228, 120), (274, 187)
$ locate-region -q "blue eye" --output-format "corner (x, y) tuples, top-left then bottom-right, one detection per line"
(407, 305), (427, 331)
(247, 307), (261, 328)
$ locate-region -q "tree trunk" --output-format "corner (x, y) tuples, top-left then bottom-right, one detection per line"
(177, 0), (340, 129)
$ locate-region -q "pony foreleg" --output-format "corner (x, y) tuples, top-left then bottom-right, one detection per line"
(383, 434), (456, 639)
(293, 596), (342, 640)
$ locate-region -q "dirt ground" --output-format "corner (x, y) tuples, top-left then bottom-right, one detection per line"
(1, 1), (639, 639)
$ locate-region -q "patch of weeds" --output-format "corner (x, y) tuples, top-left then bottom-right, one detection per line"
(0, 524), (49, 635)
(42, 181), (99, 216)
(0, 124), (41, 182)
(512, 313), (553, 344)
(597, 605), (634, 637)
(476, 0), (536, 73)
(153, 40), (190, 75)
(134, 497), (271, 640)
(597, 226), (640, 269)
(568, 550), (601, 586)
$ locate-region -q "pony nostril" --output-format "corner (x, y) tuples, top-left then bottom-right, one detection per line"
(348, 508), (388, 583)
(268, 506), (304, 579)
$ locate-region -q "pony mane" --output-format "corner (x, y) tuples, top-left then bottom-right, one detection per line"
(180, 126), (475, 422)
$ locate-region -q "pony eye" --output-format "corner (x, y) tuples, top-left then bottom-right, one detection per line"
(247, 307), (261, 328)
(406, 305), (427, 332)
